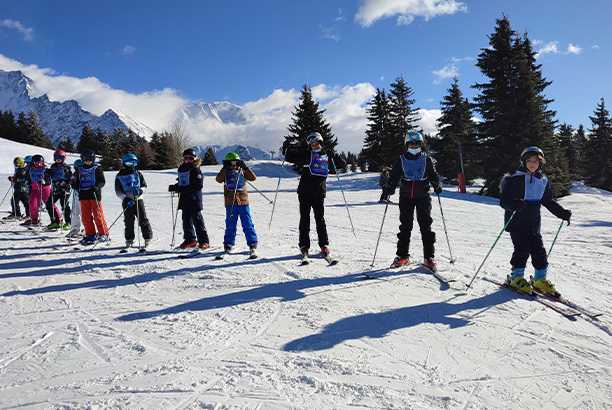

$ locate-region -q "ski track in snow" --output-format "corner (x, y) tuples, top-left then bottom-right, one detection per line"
(1, 146), (612, 408)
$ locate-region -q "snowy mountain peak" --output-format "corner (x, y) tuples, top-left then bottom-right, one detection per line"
(180, 101), (246, 125)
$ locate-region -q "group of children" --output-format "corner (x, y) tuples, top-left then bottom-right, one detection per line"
(6, 135), (573, 295)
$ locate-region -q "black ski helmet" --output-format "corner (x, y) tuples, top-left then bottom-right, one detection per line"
(81, 149), (96, 162)
(31, 154), (44, 164)
(183, 148), (197, 158)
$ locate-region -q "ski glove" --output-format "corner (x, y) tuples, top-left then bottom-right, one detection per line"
(562, 209), (572, 225)
(127, 200), (135, 207)
(236, 160), (246, 169)
(434, 185), (443, 195)
(168, 184), (179, 192)
(511, 199), (526, 211)
(282, 140), (291, 155)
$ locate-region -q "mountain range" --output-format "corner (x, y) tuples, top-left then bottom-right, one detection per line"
(0, 70), (256, 154)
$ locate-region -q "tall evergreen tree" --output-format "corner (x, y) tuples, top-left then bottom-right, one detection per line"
(362, 88), (392, 171)
(57, 136), (76, 153)
(283, 84), (337, 156)
(18, 111), (54, 149)
(150, 131), (181, 169)
(76, 124), (99, 154)
(434, 77), (478, 184)
(0, 110), (19, 142)
(583, 98), (612, 190)
(571, 124), (588, 179)
(472, 15), (566, 197)
(387, 75), (420, 160)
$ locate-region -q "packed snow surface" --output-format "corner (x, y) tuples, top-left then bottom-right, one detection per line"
(1, 138), (612, 409)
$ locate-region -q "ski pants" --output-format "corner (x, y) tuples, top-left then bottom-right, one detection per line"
(81, 199), (109, 236)
(223, 204), (257, 246)
(11, 191), (29, 217)
(509, 231), (548, 270)
(29, 184), (52, 220)
(70, 193), (82, 232)
(298, 194), (328, 250)
(123, 198), (153, 241)
(46, 189), (70, 224)
(181, 206), (209, 244)
(396, 195), (436, 259)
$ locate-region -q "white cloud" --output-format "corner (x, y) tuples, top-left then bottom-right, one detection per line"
(432, 64), (458, 84)
(592, 45), (600, 50)
(418, 108), (442, 135)
(355, 0), (467, 28)
(122, 45), (137, 56)
(320, 24), (341, 42)
(1, 19), (34, 41)
(535, 41), (559, 58)
(567, 43), (582, 55)
(0, 54), (186, 133)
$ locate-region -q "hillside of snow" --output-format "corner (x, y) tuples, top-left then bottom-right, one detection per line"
(1, 138), (611, 409)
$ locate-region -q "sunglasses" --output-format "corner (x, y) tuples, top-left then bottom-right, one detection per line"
(183, 155), (195, 162)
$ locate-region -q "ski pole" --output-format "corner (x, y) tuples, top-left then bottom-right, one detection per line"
(90, 192), (110, 250)
(229, 170), (242, 217)
(548, 220), (566, 257)
(370, 200), (390, 267)
(136, 197), (142, 250)
(93, 204), (129, 247)
(268, 155), (285, 229)
(246, 180), (272, 203)
(437, 194), (455, 263)
(466, 211), (516, 289)
(331, 159), (356, 237)
(68, 189), (77, 245)
(0, 184), (11, 208)
(170, 192), (181, 249)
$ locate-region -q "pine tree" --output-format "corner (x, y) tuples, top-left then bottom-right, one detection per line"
(583, 98), (612, 190)
(387, 75), (420, 161)
(283, 84), (338, 156)
(76, 124), (99, 154)
(18, 111), (54, 149)
(202, 147), (218, 165)
(472, 15), (567, 197)
(557, 123), (581, 177)
(0, 110), (19, 142)
(572, 124), (588, 179)
(150, 131), (181, 169)
(57, 136), (76, 153)
(434, 77), (478, 184)
(362, 88), (392, 171)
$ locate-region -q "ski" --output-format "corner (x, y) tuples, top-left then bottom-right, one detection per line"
(493, 281), (581, 317)
(420, 263), (456, 284)
(177, 246), (217, 259)
(215, 249), (231, 260)
(532, 289), (602, 318)
(322, 254), (338, 265)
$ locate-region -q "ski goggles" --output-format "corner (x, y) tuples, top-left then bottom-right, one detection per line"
(183, 155), (195, 162)
(124, 160), (137, 167)
(83, 156), (95, 162)
(33, 161), (44, 167)
(54, 155), (66, 161)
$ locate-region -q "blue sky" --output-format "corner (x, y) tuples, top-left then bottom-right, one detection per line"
(1, 0), (611, 153)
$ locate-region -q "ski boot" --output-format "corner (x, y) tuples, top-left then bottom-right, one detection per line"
(22, 218), (39, 226)
(198, 242), (210, 250)
(423, 257), (437, 271)
(530, 269), (559, 296)
(47, 222), (62, 230)
(391, 256), (409, 268)
(507, 267), (533, 294)
(249, 244), (258, 259)
(125, 240), (134, 248)
(144, 239), (152, 248)
(320, 246), (330, 257)
(179, 241), (197, 249)
(62, 223), (72, 231)
(81, 235), (97, 245)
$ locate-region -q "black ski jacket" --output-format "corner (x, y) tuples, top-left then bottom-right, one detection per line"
(284, 149), (346, 197)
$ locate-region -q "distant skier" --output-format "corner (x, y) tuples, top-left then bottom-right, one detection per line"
(378, 165), (392, 203)
(499, 147), (572, 295)
(66, 159), (84, 238)
(46, 149), (72, 230)
(384, 132), (442, 269)
(115, 153), (153, 249)
(282, 132), (347, 258)
(71, 149), (109, 245)
(6, 157), (29, 220)
(168, 149), (210, 249)
(215, 152), (258, 257)
(22, 155), (61, 226)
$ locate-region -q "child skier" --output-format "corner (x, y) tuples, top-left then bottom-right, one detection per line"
(499, 147), (572, 295)
(6, 157), (29, 220)
(282, 132), (347, 258)
(215, 152), (258, 257)
(23, 155), (61, 226)
(385, 132), (442, 269)
(115, 153), (153, 249)
(71, 149), (109, 245)
(66, 159), (84, 238)
(378, 165), (392, 203)
(168, 149), (210, 249)
(46, 149), (72, 230)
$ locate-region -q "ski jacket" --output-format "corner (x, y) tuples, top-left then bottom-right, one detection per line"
(499, 167), (569, 235)
(115, 167), (147, 201)
(284, 149), (347, 197)
(13, 167), (29, 193)
(170, 158), (204, 210)
(49, 163), (73, 195)
(388, 152), (441, 199)
(215, 166), (256, 207)
(72, 164), (106, 201)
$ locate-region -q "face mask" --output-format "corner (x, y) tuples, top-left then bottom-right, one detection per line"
(407, 148), (421, 155)
(312, 147), (322, 153)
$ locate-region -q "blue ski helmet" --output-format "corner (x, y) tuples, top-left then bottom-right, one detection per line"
(74, 159), (84, 168)
(24, 155), (32, 164)
(307, 132), (323, 146)
(122, 153), (138, 166)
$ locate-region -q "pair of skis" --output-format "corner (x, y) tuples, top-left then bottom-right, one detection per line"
(301, 252), (338, 266)
(215, 247), (258, 260)
(362, 262), (455, 285)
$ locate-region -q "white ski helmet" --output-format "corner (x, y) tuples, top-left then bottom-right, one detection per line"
(307, 132), (324, 146)
(405, 131), (423, 146)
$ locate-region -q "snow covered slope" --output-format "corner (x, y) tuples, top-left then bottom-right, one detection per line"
(1, 139), (611, 409)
